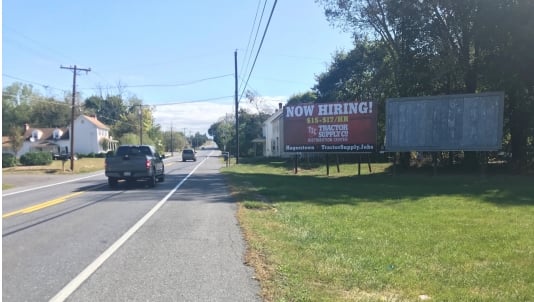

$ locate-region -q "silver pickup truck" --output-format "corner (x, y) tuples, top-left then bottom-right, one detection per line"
(105, 145), (165, 187)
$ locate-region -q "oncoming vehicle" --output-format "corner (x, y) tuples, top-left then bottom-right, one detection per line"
(181, 148), (196, 162)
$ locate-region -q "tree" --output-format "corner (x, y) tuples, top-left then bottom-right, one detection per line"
(2, 83), (38, 134)
(189, 132), (208, 149)
(245, 89), (277, 114)
(7, 125), (24, 156)
(314, 41), (390, 149)
(119, 133), (141, 145)
(286, 91), (318, 106)
(476, 0), (534, 169)
(208, 109), (268, 157)
(314, 42), (393, 102)
(237, 109), (269, 157)
(208, 117), (234, 152)
(28, 98), (71, 128)
(317, 0), (534, 169)
(84, 95), (126, 127)
(111, 100), (156, 144)
(3, 82), (74, 131)
(162, 130), (187, 152)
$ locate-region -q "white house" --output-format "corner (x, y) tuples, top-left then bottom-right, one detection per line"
(73, 115), (116, 154)
(8, 125), (71, 157)
(263, 104), (288, 157)
(2, 115), (116, 157)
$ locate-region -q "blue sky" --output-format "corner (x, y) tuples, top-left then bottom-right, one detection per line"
(2, 1), (354, 134)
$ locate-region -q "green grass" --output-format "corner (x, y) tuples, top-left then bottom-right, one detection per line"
(2, 157), (105, 174)
(226, 160), (534, 302)
(2, 184), (14, 190)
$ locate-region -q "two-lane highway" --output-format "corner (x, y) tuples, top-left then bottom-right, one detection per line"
(2, 149), (260, 301)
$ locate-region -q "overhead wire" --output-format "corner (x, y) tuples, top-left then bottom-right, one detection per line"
(3, 25), (79, 65)
(80, 74), (234, 90)
(239, 0), (264, 78)
(240, 0), (269, 95)
(239, 0), (278, 102)
(2, 73), (68, 93)
(151, 95), (235, 107)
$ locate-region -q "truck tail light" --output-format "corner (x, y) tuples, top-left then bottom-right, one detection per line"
(146, 159), (151, 169)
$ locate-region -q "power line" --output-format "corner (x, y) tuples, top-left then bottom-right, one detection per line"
(2, 73), (68, 93)
(78, 74), (234, 90)
(239, 0), (278, 102)
(240, 0), (269, 92)
(3, 26), (80, 66)
(151, 95), (234, 107)
(240, 0), (264, 77)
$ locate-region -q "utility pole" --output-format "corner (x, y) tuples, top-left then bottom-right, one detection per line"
(139, 105), (143, 145)
(234, 50), (239, 164)
(170, 123), (174, 157)
(61, 65), (91, 171)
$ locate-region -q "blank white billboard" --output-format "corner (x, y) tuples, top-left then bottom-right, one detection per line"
(385, 92), (504, 151)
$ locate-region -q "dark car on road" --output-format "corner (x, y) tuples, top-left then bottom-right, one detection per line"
(105, 145), (165, 187)
(181, 148), (196, 162)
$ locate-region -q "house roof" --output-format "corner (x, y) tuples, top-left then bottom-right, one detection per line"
(264, 108), (284, 124)
(2, 136), (12, 150)
(83, 115), (110, 130)
(23, 127), (69, 141)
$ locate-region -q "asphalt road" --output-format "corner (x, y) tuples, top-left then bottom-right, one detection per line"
(2, 149), (260, 302)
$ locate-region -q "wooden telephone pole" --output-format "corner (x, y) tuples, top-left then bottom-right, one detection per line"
(234, 50), (239, 164)
(60, 65), (91, 171)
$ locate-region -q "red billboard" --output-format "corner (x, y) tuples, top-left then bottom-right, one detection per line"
(283, 101), (377, 153)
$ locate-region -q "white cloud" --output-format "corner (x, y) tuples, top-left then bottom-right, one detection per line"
(152, 96), (287, 135)
(153, 101), (234, 134)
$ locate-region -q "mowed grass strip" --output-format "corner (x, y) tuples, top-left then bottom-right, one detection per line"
(225, 161), (534, 302)
(2, 157), (105, 174)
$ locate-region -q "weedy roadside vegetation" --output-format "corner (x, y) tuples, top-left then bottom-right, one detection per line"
(224, 158), (534, 302)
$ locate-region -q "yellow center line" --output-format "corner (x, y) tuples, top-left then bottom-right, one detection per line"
(2, 191), (85, 219)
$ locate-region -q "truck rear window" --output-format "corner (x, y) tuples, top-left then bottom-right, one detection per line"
(116, 146), (151, 157)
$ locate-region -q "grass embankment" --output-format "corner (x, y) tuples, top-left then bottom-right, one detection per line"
(225, 160), (534, 302)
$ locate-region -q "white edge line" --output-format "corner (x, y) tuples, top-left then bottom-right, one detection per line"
(2, 173), (104, 197)
(49, 156), (209, 302)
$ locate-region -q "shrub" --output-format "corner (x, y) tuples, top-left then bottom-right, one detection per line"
(19, 152), (53, 166)
(2, 153), (17, 168)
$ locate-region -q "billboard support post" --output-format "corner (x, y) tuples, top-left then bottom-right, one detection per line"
(358, 155), (361, 176)
(326, 154), (330, 176)
(480, 151), (488, 177)
(393, 153), (398, 176)
(432, 152), (438, 176)
(294, 154), (298, 174)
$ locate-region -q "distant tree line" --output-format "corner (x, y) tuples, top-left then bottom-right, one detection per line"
(2, 83), (207, 154)
(208, 109), (270, 158)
